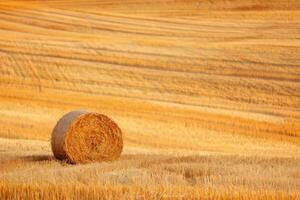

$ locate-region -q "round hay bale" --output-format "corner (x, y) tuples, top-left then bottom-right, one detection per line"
(51, 111), (123, 164)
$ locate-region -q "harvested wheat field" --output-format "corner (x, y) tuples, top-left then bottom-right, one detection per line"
(0, 0), (300, 199)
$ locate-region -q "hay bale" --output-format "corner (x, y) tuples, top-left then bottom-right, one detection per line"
(51, 111), (123, 164)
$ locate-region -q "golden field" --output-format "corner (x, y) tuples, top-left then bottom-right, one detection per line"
(0, 0), (299, 199)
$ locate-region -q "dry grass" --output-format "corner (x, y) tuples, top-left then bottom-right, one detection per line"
(0, 0), (299, 199)
(1, 183), (299, 200)
(0, 137), (299, 199)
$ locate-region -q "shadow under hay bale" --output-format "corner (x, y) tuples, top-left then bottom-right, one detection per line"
(51, 111), (123, 164)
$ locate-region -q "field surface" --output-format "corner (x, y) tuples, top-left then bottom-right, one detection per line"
(0, 0), (300, 199)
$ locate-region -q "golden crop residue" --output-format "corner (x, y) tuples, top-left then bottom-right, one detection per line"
(0, 0), (299, 199)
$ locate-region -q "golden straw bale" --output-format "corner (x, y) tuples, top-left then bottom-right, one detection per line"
(51, 111), (123, 164)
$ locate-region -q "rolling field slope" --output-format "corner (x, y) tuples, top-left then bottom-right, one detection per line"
(0, 0), (299, 199)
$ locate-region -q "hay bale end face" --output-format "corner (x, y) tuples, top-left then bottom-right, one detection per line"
(51, 111), (123, 164)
